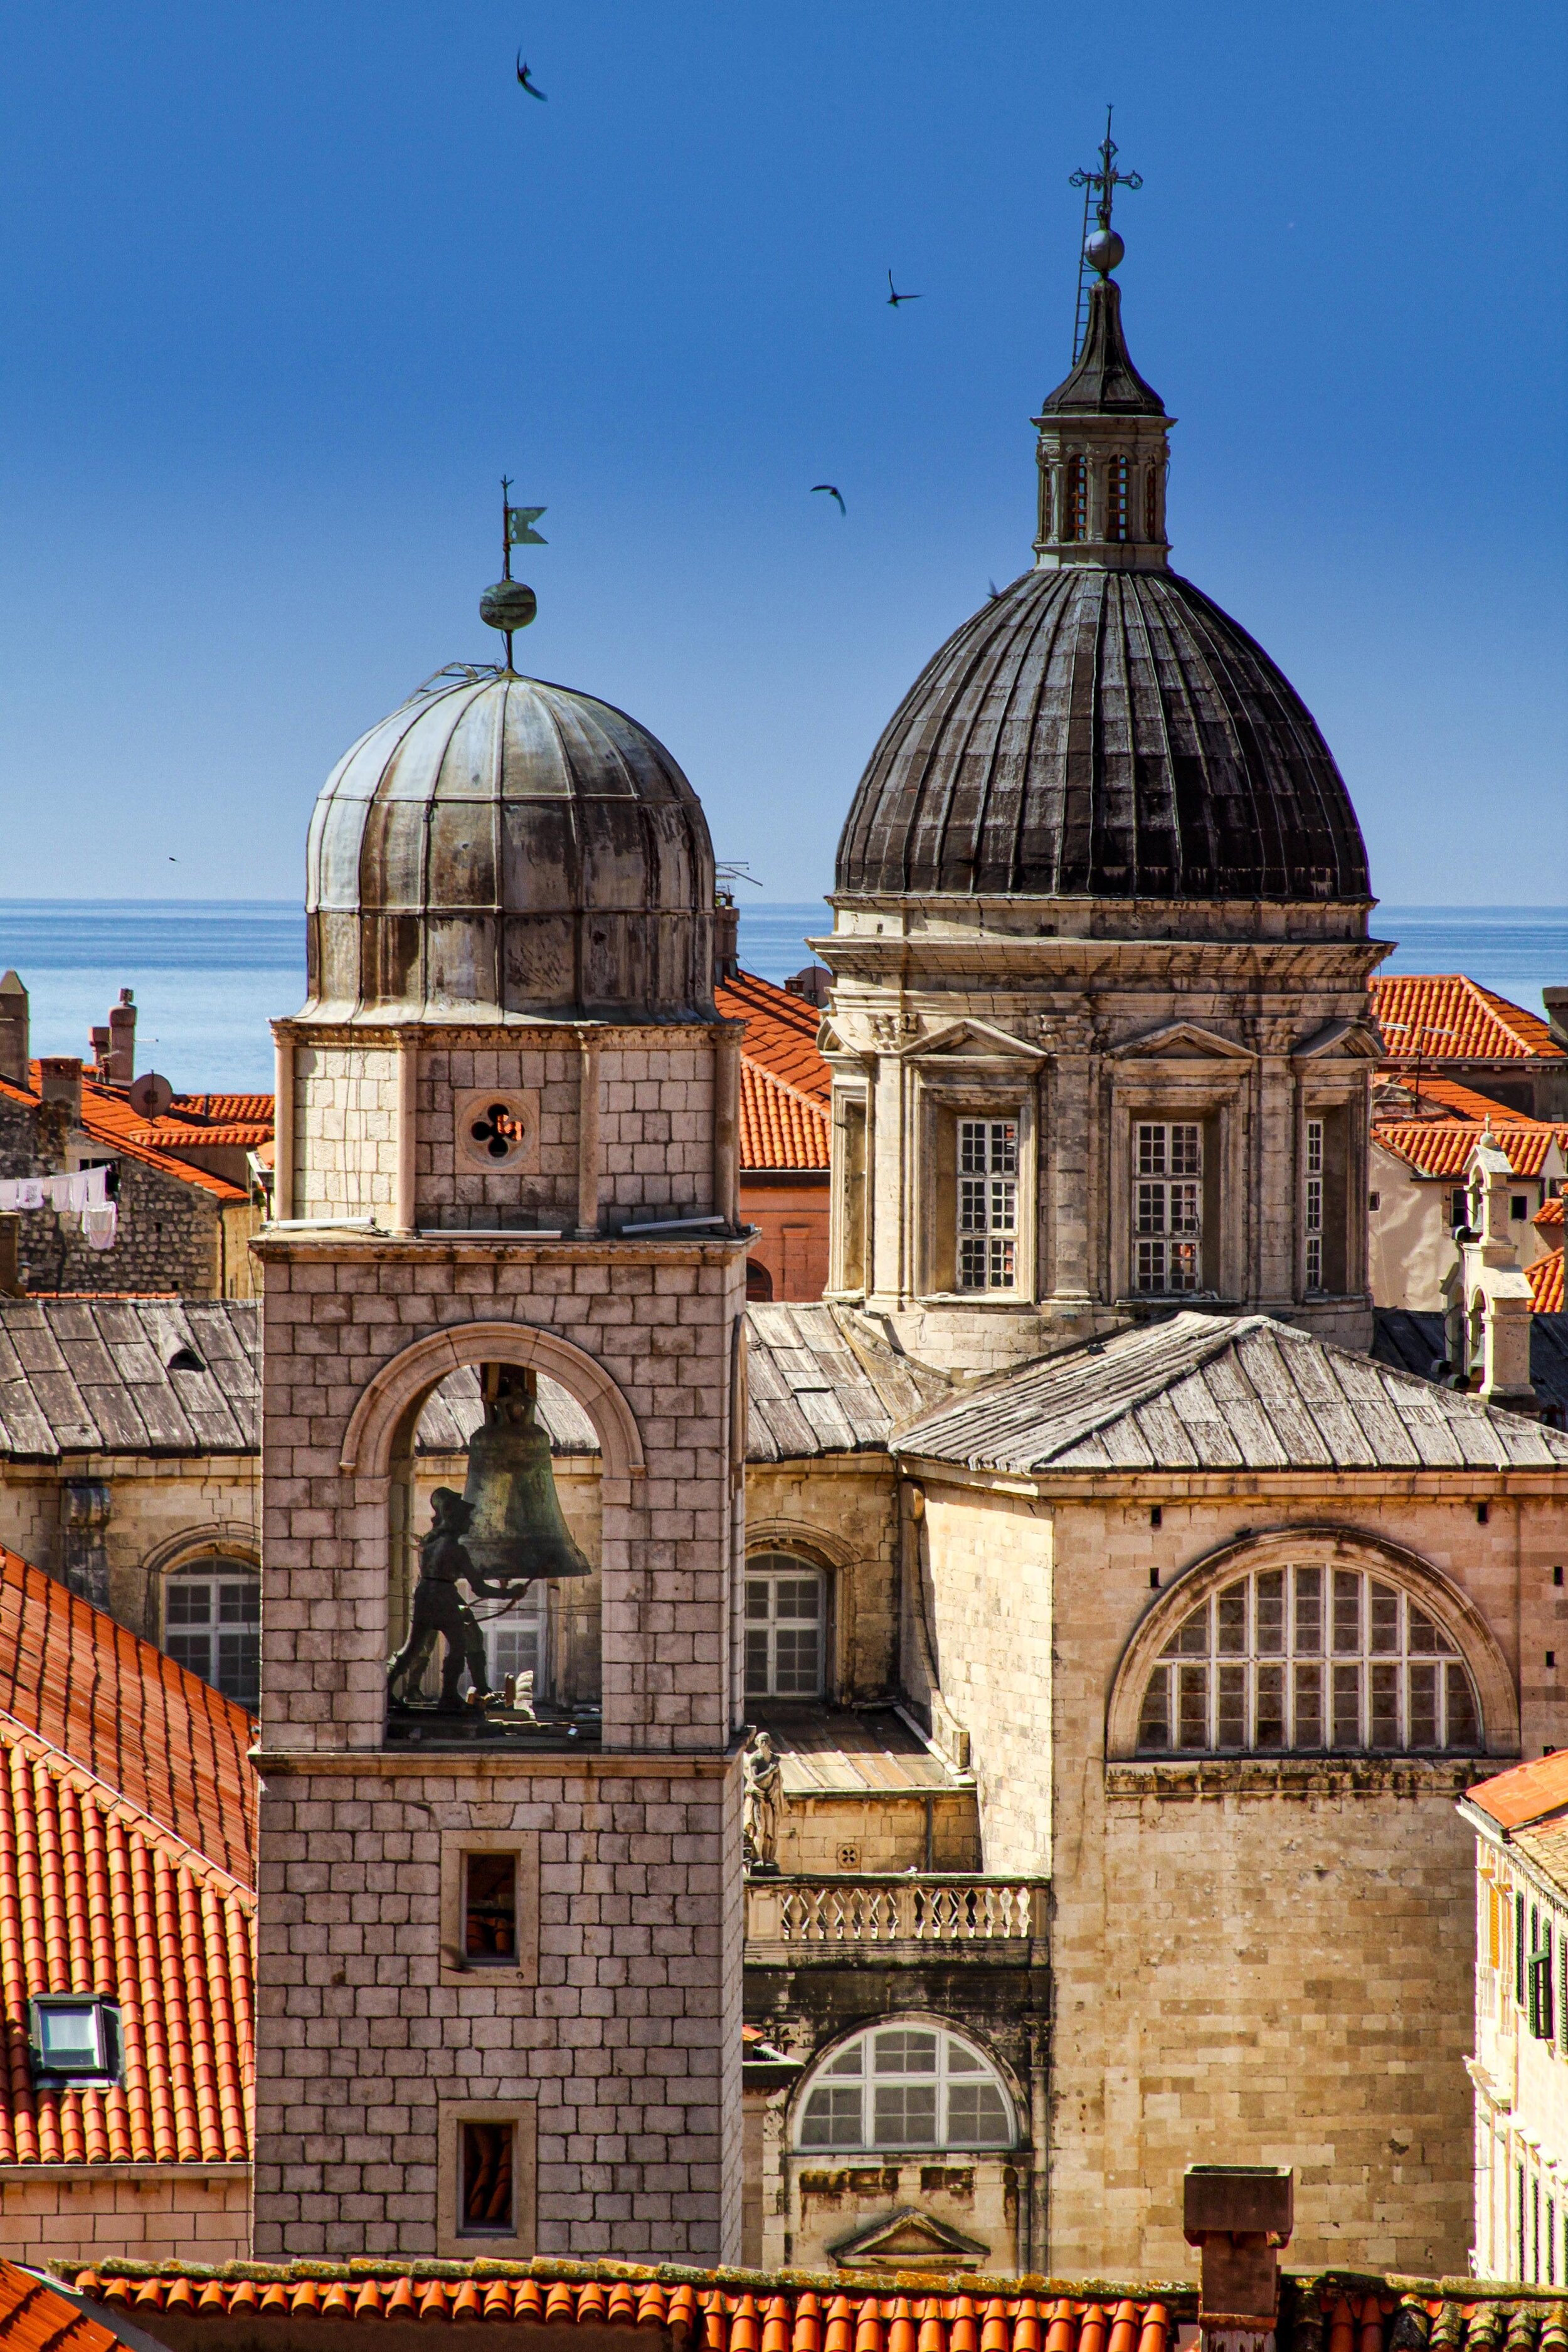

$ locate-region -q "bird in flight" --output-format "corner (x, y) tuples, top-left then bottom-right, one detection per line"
(516, 53), (546, 99)
(812, 485), (846, 515)
(886, 271), (921, 307)
(987, 580), (1001, 600)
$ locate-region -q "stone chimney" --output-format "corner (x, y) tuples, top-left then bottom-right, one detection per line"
(713, 893), (739, 985)
(0, 972), (29, 1089)
(1183, 2163), (1293, 2346)
(107, 990), (136, 1084)
(1545, 987), (1568, 1052)
(1443, 1130), (1539, 1413)
(37, 1057), (83, 1126)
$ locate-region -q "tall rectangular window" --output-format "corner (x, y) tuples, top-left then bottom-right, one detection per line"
(1133, 1124), (1202, 1294)
(745, 1559), (825, 1698)
(1305, 1118), (1324, 1290)
(463, 1854), (517, 1964)
(1063, 456), (1088, 542)
(838, 1096), (867, 1291)
(459, 2121), (515, 2237)
(956, 1120), (1017, 1291)
(1105, 455), (1129, 541)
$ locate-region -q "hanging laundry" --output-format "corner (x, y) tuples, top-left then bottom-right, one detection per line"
(82, 1205), (117, 1253)
(0, 1167), (110, 1215)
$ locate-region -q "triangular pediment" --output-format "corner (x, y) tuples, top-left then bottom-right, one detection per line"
(1110, 1020), (1254, 1063)
(816, 1019), (847, 1056)
(829, 2205), (992, 2270)
(1294, 1016), (1383, 1061)
(903, 1018), (1045, 1062)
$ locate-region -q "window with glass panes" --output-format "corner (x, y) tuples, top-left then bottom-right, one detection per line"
(956, 1120), (1017, 1291)
(482, 1588), (548, 1698)
(1135, 1564), (1482, 1754)
(745, 1557), (825, 1698)
(1134, 1123), (1201, 1293)
(796, 2025), (1013, 2152)
(164, 1563), (260, 1708)
(1305, 1118), (1325, 1290)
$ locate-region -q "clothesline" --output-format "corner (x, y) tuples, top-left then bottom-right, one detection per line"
(0, 1165), (118, 1250)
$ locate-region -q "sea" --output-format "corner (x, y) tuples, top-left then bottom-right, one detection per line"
(0, 899), (1561, 1094)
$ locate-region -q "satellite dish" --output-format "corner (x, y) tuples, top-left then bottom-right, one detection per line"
(128, 1071), (174, 1120)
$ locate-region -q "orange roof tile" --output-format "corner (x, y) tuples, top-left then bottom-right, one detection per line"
(1372, 1121), (1568, 1180)
(1530, 1252), (1564, 1313)
(1372, 973), (1564, 1063)
(0, 1549), (255, 1882)
(741, 1062), (830, 1173)
(1374, 1074), (1550, 1124)
(717, 970), (830, 1102)
(0, 2264), (122, 2351)
(126, 1125), (271, 1150)
(1468, 1747), (1568, 1831)
(1536, 1195), (1564, 1231)
(0, 1714), (251, 2166)
(70, 1079), (246, 1204)
(71, 2274), (1180, 2345)
(167, 1094), (273, 1125)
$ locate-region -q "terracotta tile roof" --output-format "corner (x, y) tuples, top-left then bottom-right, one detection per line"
(167, 1094), (273, 1125)
(1466, 1747), (1568, 1831)
(0, 2264), (123, 2351)
(1372, 1120), (1568, 1179)
(0, 1069), (252, 1204)
(741, 1061), (830, 1172)
(1372, 973), (1565, 1062)
(1536, 1195), (1564, 1231)
(717, 970), (830, 1102)
(0, 1547), (255, 1881)
(1374, 1075), (1549, 1123)
(73, 2272), (1178, 2344)
(127, 1125), (271, 1150)
(1530, 1251), (1564, 1313)
(0, 1713), (251, 2166)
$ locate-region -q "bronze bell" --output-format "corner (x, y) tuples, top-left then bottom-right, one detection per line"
(461, 1370), (595, 1584)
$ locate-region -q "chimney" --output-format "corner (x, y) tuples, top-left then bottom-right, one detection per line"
(37, 1056), (83, 1125)
(713, 893), (740, 985)
(107, 989), (136, 1084)
(89, 1026), (111, 1079)
(1546, 988), (1568, 1052)
(1183, 2163), (1293, 2344)
(0, 972), (29, 1089)
(785, 964), (832, 1008)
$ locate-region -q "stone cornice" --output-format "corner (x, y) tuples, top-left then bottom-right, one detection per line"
(1105, 1753), (1513, 1801)
(812, 937), (1385, 985)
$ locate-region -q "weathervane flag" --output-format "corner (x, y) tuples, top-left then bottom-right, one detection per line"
(507, 506), (547, 546)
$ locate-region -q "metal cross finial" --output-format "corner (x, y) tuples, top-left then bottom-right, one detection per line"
(1070, 105), (1142, 235)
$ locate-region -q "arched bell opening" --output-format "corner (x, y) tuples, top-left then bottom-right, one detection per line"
(383, 1360), (604, 1748)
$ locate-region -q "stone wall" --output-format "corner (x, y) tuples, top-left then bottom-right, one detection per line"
(741, 1178), (829, 1305)
(0, 2171), (248, 2269)
(0, 1456), (258, 1640)
(292, 1046), (400, 1222)
(0, 1093), (225, 1298)
(746, 1463), (899, 1705)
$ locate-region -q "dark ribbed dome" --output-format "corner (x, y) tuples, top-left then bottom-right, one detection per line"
(304, 670), (716, 1022)
(835, 567), (1370, 903)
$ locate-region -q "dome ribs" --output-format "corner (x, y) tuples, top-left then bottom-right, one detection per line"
(834, 566), (1370, 908)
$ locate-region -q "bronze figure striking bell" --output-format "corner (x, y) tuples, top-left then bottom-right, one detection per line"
(461, 1382), (595, 1584)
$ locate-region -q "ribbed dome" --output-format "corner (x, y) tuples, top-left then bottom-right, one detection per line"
(304, 670), (716, 1022)
(835, 567), (1370, 904)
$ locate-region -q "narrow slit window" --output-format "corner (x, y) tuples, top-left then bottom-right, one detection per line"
(1143, 464), (1160, 541)
(1063, 456), (1088, 543)
(1106, 455), (1129, 542)
(1305, 1118), (1324, 1290)
(464, 1854), (518, 1964)
(459, 2121), (516, 2236)
(956, 1119), (1017, 1292)
(1133, 1123), (1202, 1295)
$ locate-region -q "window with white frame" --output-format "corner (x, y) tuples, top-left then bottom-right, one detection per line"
(1135, 1563), (1482, 1755)
(1134, 1122), (1202, 1293)
(1305, 1118), (1325, 1290)
(956, 1120), (1017, 1291)
(164, 1562), (260, 1709)
(482, 1587), (548, 1699)
(745, 1557), (825, 1699)
(795, 2023), (1014, 2153)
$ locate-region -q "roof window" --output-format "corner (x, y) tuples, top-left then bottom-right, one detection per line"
(28, 1995), (123, 2087)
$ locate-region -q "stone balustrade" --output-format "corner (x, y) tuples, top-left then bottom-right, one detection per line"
(744, 1873), (1048, 1961)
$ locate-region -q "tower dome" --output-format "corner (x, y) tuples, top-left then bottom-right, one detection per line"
(304, 668), (716, 1022)
(834, 249), (1370, 911)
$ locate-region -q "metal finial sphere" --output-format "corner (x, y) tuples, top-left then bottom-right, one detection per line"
(480, 580), (538, 633)
(1084, 226), (1124, 278)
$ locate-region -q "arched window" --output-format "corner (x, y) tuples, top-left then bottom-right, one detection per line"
(1136, 1562), (1482, 1756)
(746, 1259), (775, 1303)
(164, 1560), (260, 1709)
(796, 2023), (1014, 2153)
(745, 1554), (825, 1699)
(1105, 455), (1128, 543)
(1063, 456), (1088, 543)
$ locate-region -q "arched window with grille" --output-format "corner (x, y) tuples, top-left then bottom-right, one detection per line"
(1135, 1560), (1483, 1755)
(164, 1559), (260, 1709)
(795, 2022), (1015, 2153)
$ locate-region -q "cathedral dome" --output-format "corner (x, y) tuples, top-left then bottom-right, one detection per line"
(834, 564), (1370, 903)
(303, 668), (716, 1022)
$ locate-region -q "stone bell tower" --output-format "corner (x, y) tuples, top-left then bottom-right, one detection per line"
(253, 608), (748, 2260)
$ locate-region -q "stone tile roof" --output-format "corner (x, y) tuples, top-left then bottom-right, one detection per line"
(1371, 1308), (1568, 1417)
(716, 970), (830, 1102)
(0, 2264), (124, 2351)
(752, 1703), (965, 1798)
(1372, 973), (1564, 1062)
(894, 1311), (1568, 1475)
(0, 1711), (252, 2166)
(741, 1060), (830, 1172)
(0, 1297), (259, 1459)
(413, 1367), (601, 1456)
(1530, 1253), (1565, 1312)
(1372, 1121), (1568, 1179)
(744, 1305), (947, 1462)
(0, 1547), (255, 1881)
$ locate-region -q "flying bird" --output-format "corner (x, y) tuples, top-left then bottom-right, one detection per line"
(886, 271), (922, 306)
(812, 484), (846, 515)
(516, 53), (546, 98)
(987, 580), (1001, 600)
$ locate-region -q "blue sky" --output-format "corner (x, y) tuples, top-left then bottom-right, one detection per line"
(0, 3), (1561, 906)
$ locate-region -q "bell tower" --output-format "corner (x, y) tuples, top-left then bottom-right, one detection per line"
(252, 576), (748, 2262)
